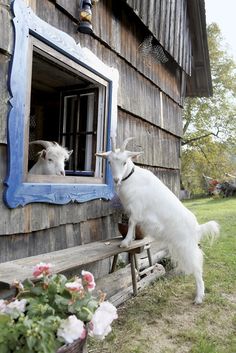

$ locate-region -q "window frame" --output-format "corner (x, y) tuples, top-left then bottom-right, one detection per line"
(4, 0), (118, 208)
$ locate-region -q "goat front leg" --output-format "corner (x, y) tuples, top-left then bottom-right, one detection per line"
(120, 218), (136, 248)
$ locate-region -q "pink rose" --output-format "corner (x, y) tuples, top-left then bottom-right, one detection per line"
(81, 270), (96, 291)
(32, 262), (52, 278)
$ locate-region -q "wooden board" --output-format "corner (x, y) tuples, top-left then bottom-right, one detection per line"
(0, 236), (153, 285)
(109, 264), (165, 307)
(0, 54), (9, 143)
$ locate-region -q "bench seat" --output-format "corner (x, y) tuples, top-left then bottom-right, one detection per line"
(0, 236), (153, 296)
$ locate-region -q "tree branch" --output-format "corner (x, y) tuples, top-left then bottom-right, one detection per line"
(182, 129), (220, 146)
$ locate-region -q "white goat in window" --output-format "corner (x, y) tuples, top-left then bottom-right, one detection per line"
(96, 137), (220, 304)
(29, 140), (73, 176)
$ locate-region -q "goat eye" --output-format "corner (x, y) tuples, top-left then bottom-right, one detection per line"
(123, 162), (126, 166)
(48, 158), (53, 162)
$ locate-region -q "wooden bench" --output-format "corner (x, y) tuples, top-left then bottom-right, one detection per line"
(0, 236), (153, 297)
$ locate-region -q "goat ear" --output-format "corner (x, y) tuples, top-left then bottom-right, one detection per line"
(40, 150), (47, 159)
(95, 151), (111, 159)
(127, 151), (143, 160)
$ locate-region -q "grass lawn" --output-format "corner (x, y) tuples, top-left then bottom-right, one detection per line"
(88, 198), (236, 353)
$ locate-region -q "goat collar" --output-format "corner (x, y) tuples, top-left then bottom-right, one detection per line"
(122, 166), (135, 182)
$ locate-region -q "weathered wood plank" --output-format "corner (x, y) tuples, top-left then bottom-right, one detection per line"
(0, 195), (116, 236)
(0, 55), (10, 144)
(0, 212), (122, 261)
(139, 249), (168, 270)
(35, 0), (182, 105)
(95, 266), (134, 299)
(0, 236), (153, 285)
(55, 0), (78, 20)
(126, 0), (191, 75)
(108, 264), (165, 306)
(0, 2), (13, 54)
(117, 110), (181, 170)
(146, 167), (181, 196)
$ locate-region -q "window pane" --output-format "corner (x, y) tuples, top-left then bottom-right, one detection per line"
(61, 89), (98, 175)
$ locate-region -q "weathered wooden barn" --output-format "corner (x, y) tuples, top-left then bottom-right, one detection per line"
(0, 0), (211, 286)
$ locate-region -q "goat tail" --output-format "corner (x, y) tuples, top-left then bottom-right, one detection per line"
(198, 221), (220, 243)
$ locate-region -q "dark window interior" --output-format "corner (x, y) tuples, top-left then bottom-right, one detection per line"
(29, 51), (100, 176)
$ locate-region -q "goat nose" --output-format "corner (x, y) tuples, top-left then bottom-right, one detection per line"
(113, 177), (119, 184)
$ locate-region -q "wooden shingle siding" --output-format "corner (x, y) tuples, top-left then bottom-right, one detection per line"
(0, 194), (114, 237)
(0, 213), (120, 262)
(161, 94), (183, 136)
(92, 0), (183, 104)
(33, 1), (183, 131)
(0, 0), (191, 263)
(0, 1), (12, 144)
(0, 54), (8, 144)
(117, 110), (180, 170)
(125, 0), (192, 75)
(147, 167), (180, 196)
(39, 0), (183, 105)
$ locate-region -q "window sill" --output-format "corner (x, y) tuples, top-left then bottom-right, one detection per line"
(26, 174), (104, 184)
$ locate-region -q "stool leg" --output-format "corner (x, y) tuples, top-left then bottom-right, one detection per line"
(134, 253), (140, 280)
(110, 254), (118, 273)
(147, 247), (153, 267)
(130, 253), (138, 296)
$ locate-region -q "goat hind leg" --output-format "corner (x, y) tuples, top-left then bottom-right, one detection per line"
(193, 269), (205, 304)
(192, 250), (204, 304)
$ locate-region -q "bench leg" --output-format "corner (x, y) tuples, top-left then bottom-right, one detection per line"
(146, 245), (153, 267)
(110, 254), (119, 273)
(130, 253), (138, 296)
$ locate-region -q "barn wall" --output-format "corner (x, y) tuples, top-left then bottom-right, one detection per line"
(125, 0), (191, 75)
(0, 0), (183, 262)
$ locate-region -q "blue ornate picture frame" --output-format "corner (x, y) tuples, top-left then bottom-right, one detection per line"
(4, 0), (118, 208)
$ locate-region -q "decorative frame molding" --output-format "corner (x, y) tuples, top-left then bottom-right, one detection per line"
(4, 0), (118, 208)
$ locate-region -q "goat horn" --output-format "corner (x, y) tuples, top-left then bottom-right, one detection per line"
(111, 137), (116, 152)
(29, 140), (55, 148)
(120, 137), (135, 152)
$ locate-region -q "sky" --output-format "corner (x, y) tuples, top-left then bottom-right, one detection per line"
(205, 0), (236, 62)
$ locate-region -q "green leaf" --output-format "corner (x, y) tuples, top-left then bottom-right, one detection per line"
(0, 314), (11, 324)
(0, 342), (9, 353)
(26, 335), (37, 350)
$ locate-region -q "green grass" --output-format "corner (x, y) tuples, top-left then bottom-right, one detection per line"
(88, 198), (236, 353)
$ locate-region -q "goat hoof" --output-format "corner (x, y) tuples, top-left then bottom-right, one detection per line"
(193, 296), (203, 305)
(120, 240), (130, 248)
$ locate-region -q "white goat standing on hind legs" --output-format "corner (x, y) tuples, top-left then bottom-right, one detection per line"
(96, 137), (220, 304)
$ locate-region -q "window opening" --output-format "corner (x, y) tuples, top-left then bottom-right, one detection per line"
(29, 49), (106, 179)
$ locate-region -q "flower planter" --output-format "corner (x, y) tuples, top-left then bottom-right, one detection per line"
(57, 337), (87, 353)
(0, 264), (117, 353)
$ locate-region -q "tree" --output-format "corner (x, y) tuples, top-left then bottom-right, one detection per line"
(181, 23), (236, 195)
